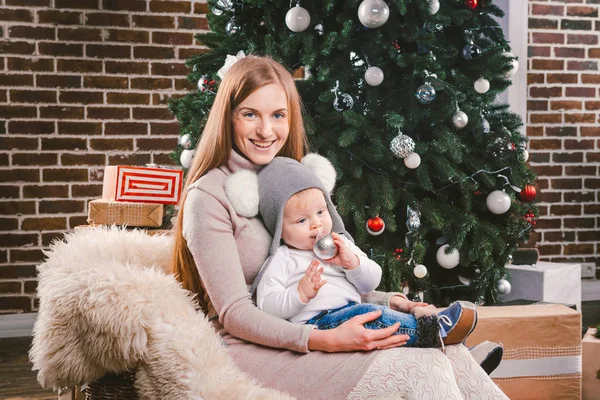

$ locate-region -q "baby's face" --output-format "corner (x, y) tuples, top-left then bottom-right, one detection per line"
(281, 188), (333, 251)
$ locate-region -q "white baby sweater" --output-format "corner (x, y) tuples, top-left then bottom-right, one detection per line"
(256, 236), (382, 324)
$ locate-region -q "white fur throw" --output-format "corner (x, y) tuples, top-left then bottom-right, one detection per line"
(30, 226), (292, 400)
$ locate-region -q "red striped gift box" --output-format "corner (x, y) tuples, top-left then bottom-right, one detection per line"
(102, 165), (183, 205)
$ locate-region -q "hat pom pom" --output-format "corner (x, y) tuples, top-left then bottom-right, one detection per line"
(301, 153), (336, 194)
(225, 169), (259, 217)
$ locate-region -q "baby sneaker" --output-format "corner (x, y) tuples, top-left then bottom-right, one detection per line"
(437, 301), (478, 346)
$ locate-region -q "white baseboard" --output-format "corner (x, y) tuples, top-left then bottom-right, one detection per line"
(0, 312), (37, 338)
(583, 280), (600, 302)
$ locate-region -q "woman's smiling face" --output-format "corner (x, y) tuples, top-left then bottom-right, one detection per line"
(232, 83), (290, 165)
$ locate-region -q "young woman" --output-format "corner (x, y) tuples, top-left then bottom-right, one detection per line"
(172, 55), (508, 400)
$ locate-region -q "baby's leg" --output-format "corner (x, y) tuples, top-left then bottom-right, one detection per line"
(362, 307), (420, 346)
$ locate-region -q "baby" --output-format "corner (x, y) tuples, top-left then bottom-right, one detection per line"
(226, 155), (477, 348)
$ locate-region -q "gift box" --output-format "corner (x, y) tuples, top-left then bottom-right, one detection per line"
(501, 261), (582, 311)
(102, 165), (183, 205)
(88, 199), (163, 228)
(466, 304), (582, 400)
(583, 327), (600, 400)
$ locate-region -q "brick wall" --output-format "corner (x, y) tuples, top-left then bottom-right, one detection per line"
(0, 0), (207, 314)
(527, 0), (600, 275)
(0, 0), (598, 314)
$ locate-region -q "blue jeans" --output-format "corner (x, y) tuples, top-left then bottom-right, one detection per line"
(306, 302), (419, 347)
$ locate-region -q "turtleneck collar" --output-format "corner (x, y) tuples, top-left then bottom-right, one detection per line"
(220, 148), (264, 176)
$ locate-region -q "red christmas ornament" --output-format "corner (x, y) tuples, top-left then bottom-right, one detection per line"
(465, 0), (478, 10)
(393, 40), (402, 51)
(519, 184), (537, 202)
(366, 216), (385, 235)
(393, 248), (403, 254)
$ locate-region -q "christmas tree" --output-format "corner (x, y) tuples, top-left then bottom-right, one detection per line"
(169, 0), (538, 305)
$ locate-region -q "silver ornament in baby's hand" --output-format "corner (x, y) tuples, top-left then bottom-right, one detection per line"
(313, 233), (338, 260)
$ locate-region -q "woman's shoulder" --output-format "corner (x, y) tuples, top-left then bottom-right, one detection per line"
(187, 167), (228, 197)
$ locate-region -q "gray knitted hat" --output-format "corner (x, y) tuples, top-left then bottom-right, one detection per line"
(225, 154), (349, 256)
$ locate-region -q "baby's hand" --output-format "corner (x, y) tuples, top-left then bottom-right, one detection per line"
(324, 232), (360, 270)
(298, 259), (327, 304)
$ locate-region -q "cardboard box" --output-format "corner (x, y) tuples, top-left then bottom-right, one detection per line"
(501, 261), (582, 311)
(583, 327), (600, 400)
(466, 304), (582, 400)
(102, 165), (183, 205)
(88, 199), (163, 228)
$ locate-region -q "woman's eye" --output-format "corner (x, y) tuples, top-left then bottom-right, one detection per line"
(274, 112), (285, 120)
(243, 112), (255, 118)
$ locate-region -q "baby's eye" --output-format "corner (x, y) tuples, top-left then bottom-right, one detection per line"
(317, 209), (324, 215)
(297, 218), (307, 224)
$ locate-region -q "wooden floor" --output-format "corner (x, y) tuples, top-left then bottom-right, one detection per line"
(1, 301), (599, 399)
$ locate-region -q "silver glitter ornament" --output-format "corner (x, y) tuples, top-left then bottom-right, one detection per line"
(333, 93), (353, 112)
(179, 133), (193, 150)
(496, 278), (512, 295)
(212, 0), (233, 15)
(487, 137), (513, 159)
(225, 17), (241, 35)
(406, 206), (421, 230)
(390, 133), (415, 159)
(415, 83), (436, 104)
(462, 43), (481, 60)
(358, 0), (390, 29)
(452, 110), (468, 129)
(313, 233), (338, 259)
(481, 117), (490, 133)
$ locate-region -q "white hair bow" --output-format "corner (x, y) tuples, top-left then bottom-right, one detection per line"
(217, 50), (246, 79)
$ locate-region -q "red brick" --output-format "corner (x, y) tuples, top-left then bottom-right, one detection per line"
(567, 6), (598, 17)
(564, 218), (595, 229)
(178, 47), (209, 60)
(177, 16), (208, 30)
(136, 137), (175, 151)
(152, 153), (176, 165)
(588, 153), (600, 162)
(0, 282), (21, 294)
(69, 215), (89, 229)
(561, 19), (592, 30)
(10, 90), (56, 103)
(8, 121), (55, 134)
(532, 32), (565, 44)
(86, 44), (131, 59)
(7, 0), (50, 6)
(55, 0), (100, 9)
(555, 47), (585, 58)
(133, 15), (174, 29)
(0, 74), (34, 87)
(89, 138), (133, 151)
(41, 137), (87, 151)
(530, 87), (563, 98)
(9, 26), (55, 40)
(589, 48), (600, 58)
(565, 139), (595, 149)
(61, 153), (105, 166)
(42, 169), (88, 183)
(579, 231), (600, 242)
(174, 78), (195, 90)
(105, 122), (147, 135)
(550, 100), (581, 110)
(567, 60), (598, 70)
(38, 10), (82, 25)
(0, 297), (32, 312)
(58, 121), (102, 135)
(152, 93), (182, 105)
(103, 0), (146, 11)
(58, 27), (102, 42)
(24, 281), (37, 294)
(585, 101), (600, 111)
(581, 126), (600, 137)
(552, 152), (583, 163)
(585, 178), (600, 189)
(133, 46), (175, 60)
(39, 199), (85, 214)
(538, 244), (562, 256)
(131, 77), (172, 90)
(544, 231), (576, 242)
(564, 244), (594, 255)
(152, 32), (193, 46)
(106, 29), (149, 43)
(150, 122), (179, 136)
(59, 91), (103, 104)
(85, 12), (129, 27)
(11, 249), (45, 264)
(564, 191), (595, 203)
(151, 62), (188, 76)
(86, 107), (129, 119)
(0, 202), (37, 216)
(0, 41), (35, 55)
(581, 74), (600, 84)
(565, 113), (595, 123)
(83, 76), (128, 89)
(0, 186), (20, 199)
(38, 42), (83, 57)
(532, 4), (564, 15)
(23, 184), (69, 198)
(7, 57), (54, 72)
(193, 2), (209, 14)
(71, 184), (102, 197)
(0, 105), (36, 118)
(565, 166), (597, 175)
(107, 92), (150, 105)
(0, 232), (39, 247)
(40, 106), (85, 119)
(22, 217), (67, 231)
(0, 169), (39, 183)
(567, 33), (598, 45)
(552, 178), (583, 190)
(105, 61), (148, 75)
(108, 153), (151, 165)
(584, 204), (600, 215)
(547, 73), (578, 84)
(0, 218), (18, 232)
(0, 265), (37, 279)
(0, 137), (38, 151)
(538, 192), (561, 203)
(150, 1), (191, 13)
(12, 153), (57, 166)
(565, 87), (596, 97)
(37, 74), (81, 88)
(41, 232), (65, 247)
(531, 165), (562, 176)
(530, 113), (562, 124)
(132, 107), (173, 120)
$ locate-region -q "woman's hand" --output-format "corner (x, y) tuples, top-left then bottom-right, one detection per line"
(390, 295), (429, 313)
(324, 232), (360, 270)
(298, 260), (327, 303)
(308, 310), (410, 352)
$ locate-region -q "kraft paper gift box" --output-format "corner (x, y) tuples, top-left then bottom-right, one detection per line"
(465, 304), (582, 400)
(500, 261), (582, 311)
(102, 165), (183, 205)
(583, 327), (600, 400)
(88, 199), (163, 228)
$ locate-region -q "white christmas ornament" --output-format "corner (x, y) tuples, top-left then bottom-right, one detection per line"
(486, 190), (511, 214)
(436, 244), (460, 269)
(474, 77), (490, 94)
(496, 278), (512, 295)
(364, 66), (384, 86)
(413, 264), (428, 278)
(217, 50), (246, 79)
(285, 5), (311, 33)
(503, 52), (519, 78)
(430, 0), (440, 15)
(358, 0), (390, 29)
(403, 152), (421, 169)
(180, 149), (195, 169)
(179, 134), (192, 149)
(452, 110), (468, 129)
(520, 148), (529, 162)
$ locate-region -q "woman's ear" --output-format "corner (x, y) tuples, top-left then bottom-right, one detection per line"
(225, 169), (259, 217)
(301, 153), (336, 194)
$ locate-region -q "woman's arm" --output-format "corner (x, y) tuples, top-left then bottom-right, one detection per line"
(183, 188), (313, 353)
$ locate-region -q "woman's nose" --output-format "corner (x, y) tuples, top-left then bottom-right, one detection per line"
(256, 117), (272, 137)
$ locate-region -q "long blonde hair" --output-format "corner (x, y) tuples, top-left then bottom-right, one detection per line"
(172, 56), (308, 312)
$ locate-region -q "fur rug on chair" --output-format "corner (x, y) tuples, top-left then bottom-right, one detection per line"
(29, 226), (292, 400)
